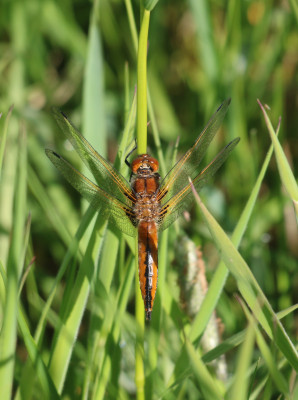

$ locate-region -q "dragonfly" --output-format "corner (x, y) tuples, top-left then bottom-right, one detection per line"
(45, 98), (239, 320)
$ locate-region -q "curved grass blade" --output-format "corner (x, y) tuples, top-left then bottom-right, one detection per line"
(189, 120), (280, 344)
(258, 100), (298, 217)
(190, 187), (298, 371)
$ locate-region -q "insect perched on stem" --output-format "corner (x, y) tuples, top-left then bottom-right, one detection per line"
(46, 98), (239, 320)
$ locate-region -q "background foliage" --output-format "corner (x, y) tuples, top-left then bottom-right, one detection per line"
(0, 0), (297, 399)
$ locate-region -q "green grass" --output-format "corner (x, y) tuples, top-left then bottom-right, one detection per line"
(0, 0), (297, 399)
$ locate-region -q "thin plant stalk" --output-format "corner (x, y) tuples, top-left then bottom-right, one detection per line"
(137, 9), (150, 154)
(135, 7), (150, 400)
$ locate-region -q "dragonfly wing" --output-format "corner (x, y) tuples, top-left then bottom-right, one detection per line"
(45, 149), (137, 237)
(52, 108), (135, 206)
(158, 99), (231, 203)
(158, 138), (240, 232)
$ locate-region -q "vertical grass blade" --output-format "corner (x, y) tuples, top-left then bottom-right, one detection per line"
(240, 298), (289, 395)
(0, 126), (27, 400)
(188, 0), (218, 85)
(48, 215), (103, 393)
(17, 309), (60, 400)
(185, 339), (224, 400)
(228, 316), (256, 400)
(0, 106), (13, 177)
(90, 256), (135, 399)
(82, 9), (106, 159)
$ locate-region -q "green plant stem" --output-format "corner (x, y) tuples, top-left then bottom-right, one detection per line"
(134, 8), (150, 400)
(133, 4), (167, 390)
(137, 9), (150, 154)
(135, 237), (145, 400)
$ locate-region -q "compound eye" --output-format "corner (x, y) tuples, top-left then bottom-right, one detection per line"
(131, 159), (141, 173)
(150, 159), (159, 172)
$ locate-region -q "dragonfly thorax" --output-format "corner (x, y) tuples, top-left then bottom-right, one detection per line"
(134, 200), (161, 221)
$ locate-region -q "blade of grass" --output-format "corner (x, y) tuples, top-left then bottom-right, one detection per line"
(188, 0), (218, 89)
(276, 304), (298, 320)
(82, 8), (106, 162)
(240, 297), (289, 395)
(28, 166), (74, 247)
(0, 106), (13, 177)
(0, 261), (5, 310)
(124, 62), (130, 125)
(228, 315), (256, 400)
(190, 188), (298, 371)
(48, 214), (102, 392)
(18, 213), (32, 295)
(258, 100), (298, 217)
(168, 331), (246, 393)
(144, 0), (160, 11)
(90, 256), (135, 399)
(0, 126), (27, 400)
(7, 213), (47, 400)
(249, 355), (294, 400)
(189, 119), (281, 344)
(124, 0), (138, 54)
(202, 330), (246, 364)
(185, 339), (224, 400)
(17, 308), (60, 400)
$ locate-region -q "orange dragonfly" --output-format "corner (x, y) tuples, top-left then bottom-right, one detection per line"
(45, 98), (239, 320)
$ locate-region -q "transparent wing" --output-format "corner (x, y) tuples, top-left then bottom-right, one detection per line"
(158, 138), (240, 232)
(45, 149), (137, 237)
(158, 99), (231, 203)
(52, 108), (136, 206)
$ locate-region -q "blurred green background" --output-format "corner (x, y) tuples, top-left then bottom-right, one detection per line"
(0, 0), (297, 399)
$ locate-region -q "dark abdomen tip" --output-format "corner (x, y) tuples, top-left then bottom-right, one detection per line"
(146, 310), (152, 321)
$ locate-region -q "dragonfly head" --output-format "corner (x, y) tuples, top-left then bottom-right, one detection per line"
(131, 154), (159, 175)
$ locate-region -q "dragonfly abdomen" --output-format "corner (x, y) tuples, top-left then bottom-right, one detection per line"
(138, 221), (158, 320)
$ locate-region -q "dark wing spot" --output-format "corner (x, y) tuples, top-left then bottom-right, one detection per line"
(158, 189), (168, 200)
(124, 192), (137, 202)
(159, 205), (169, 217)
(52, 151), (61, 159)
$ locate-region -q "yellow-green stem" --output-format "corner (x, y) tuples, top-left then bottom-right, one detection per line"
(137, 9), (150, 154)
(135, 237), (145, 400)
(134, 8), (150, 399)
